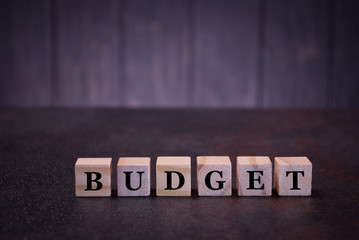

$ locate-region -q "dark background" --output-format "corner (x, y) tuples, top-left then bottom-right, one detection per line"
(1, 1), (359, 239)
(1, 109), (359, 239)
(1, 0), (358, 108)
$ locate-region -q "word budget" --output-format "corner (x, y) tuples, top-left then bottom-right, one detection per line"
(74, 156), (312, 197)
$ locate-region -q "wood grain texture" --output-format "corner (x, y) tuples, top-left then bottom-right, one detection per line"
(274, 157), (312, 196)
(53, 0), (121, 106)
(156, 156), (191, 196)
(193, 0), (259, 107)
(1, 1), (359, 108)
(263, 0), (329, 107)
(75, 158), (112, 197)
(125, 0), (191, 107)
(237, 156), (272, 196)
(333, 0), (359, 107)
(0, 0), (51, 106)
(197, 156), (232, 196)
(117, 157), (151, 196)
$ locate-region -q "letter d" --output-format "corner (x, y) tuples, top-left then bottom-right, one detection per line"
(164, 171), (185, 190)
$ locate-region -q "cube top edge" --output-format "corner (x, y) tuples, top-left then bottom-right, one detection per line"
(237, 156), (271, 165)
(275, 157), (311, 165)
(75, 158), (112, 167)
(197, 156), (231, 165)
(157, 156), (191, 165)
(118, 157), (151, 166)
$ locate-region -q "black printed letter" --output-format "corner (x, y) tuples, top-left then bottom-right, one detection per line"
(164, 171), (185, 190)
(205, 171), (225, 190)
(286, 171), (305, 190)
(247, 171), (264, 190)
(84, 172), (103, 191)
(124, 171), (144, 191)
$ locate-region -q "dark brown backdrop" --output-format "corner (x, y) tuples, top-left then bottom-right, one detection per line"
(1, 0), (358, 107)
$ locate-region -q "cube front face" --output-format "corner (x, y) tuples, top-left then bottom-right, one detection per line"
(197, 156), (232, 196)
(117, 157), (151, 196)
(237, 156), (272, 196)
(275, 157), (312, 196)
(75, 158), (112, 197)
(156, 156), (191, 196)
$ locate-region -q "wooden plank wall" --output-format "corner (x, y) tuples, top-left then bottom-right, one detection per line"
(263, 0), (329, 108)
(193, 0), (259, 107)
(0, 0), (51, 106)
(0, 0), (358, 108)
(53, 0), (121, 106)
(334, 0), (359, 107)
(125, 0), (191, 107)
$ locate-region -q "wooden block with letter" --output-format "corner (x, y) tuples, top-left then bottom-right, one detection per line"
(156, 156), (191, 196)
(75, 158), (112, 197)
(197, 156), (232, 196)
(275, 157), (312, 196)
(237, 156), (272, 196)
(117, 157), (151, 196)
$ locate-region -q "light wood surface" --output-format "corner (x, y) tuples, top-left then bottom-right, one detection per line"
(237, 156), (272, 196)
(117, 157), (151, 196)
(274, 157), (312, 196)
(197, 156), (232, 196)
(75, 158), (112, 197)
(156, 156), (191, 196)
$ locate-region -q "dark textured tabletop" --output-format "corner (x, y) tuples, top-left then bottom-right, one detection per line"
(1, 108), (359, 239)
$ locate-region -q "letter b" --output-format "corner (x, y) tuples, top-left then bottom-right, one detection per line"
(75, 158), (112, 197)
(84, 172), (103, 190)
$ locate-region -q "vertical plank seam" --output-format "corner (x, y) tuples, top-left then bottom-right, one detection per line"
(119, 0), (127, 106)
(326, 0), (337, 108)
(256, 0), (266, 108)
(186, 0), (196, 107)
(49, 0), (57, 106)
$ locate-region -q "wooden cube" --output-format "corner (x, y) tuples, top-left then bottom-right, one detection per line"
(75, 158), (112, 197)
(156, 156), (191, 196)
(275, 157), (312, 196)
(197, 156), (232, 196)
(237, 156), (272, 196)
(117, 157), (151, 197)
